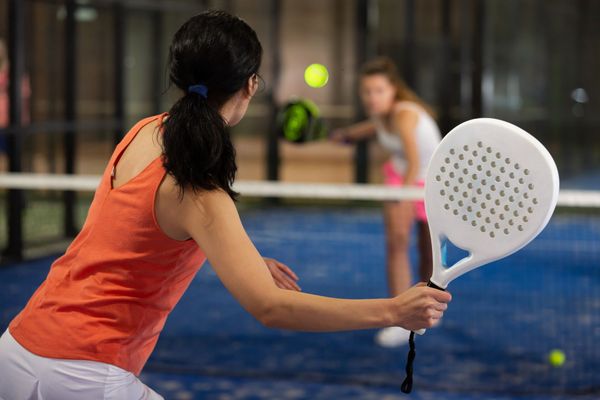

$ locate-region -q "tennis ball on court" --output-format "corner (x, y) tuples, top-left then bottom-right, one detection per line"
(548, 349), (566, 367)
(304, 63), (329, 88)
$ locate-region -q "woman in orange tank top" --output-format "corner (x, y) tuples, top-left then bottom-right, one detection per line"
(0, 10), (451, 400)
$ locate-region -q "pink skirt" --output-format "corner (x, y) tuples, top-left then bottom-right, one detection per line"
(382, 160), (427, 222)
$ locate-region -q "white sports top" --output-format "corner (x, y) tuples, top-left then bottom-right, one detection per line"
(375, 101), (441, 181)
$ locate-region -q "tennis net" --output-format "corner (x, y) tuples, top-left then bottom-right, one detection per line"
(0, 173), (598, 396)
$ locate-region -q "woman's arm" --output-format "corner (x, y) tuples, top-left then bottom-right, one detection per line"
(179, 190), (451, 332)
(330, 120), (377, 143)
(391, 108), (420, 185)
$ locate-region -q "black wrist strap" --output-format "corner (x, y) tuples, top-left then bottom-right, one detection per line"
(400, 331), (416, 393)
(400, 280), (445, 394)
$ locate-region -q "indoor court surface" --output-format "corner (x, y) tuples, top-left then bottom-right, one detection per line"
(2, 203), (599, 399)
(1, 0), (599, 399)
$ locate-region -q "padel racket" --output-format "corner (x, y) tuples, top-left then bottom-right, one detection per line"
(278, 98), (327, 143)
(401, 118), (559, 393)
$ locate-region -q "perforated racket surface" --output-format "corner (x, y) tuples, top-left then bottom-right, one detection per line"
(424, 118), (559, 292)
(402, 118), (559, 393)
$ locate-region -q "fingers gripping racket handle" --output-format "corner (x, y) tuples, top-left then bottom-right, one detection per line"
(402, 280), (446, 394)
(414, 280), (446, 335)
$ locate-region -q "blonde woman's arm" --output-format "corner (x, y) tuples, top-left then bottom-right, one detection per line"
(330, 120), (377, 143)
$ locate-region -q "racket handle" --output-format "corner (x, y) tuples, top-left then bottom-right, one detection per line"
(413, 280), (446, 336)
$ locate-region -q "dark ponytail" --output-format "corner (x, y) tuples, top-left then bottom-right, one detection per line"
(162, 10), (262, 200)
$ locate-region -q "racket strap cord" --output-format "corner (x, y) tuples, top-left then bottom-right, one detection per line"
(401, 331), (416, 393)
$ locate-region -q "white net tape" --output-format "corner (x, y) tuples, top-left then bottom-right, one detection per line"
(0, 173), (597, 207)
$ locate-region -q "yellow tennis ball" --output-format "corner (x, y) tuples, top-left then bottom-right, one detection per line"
(304, 63), (329, 88)
(548, 349), (566, 367)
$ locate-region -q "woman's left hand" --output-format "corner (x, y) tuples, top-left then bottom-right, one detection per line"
(264, 258), (301, 291)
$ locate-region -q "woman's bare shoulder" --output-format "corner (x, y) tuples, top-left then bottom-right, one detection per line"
(392, 101), (420, 115)
(179, 186), (236, 229)
(391, 102), (419, 126)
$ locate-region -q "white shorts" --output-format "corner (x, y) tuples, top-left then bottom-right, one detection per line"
(0, 328), (164, 400)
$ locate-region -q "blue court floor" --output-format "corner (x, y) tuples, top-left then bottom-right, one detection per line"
(1, 205), (599, 399)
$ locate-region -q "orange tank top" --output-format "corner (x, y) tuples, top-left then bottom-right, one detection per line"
(9, 114), (206, 376)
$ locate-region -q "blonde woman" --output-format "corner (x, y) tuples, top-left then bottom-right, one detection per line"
(332, 57), (442, 347)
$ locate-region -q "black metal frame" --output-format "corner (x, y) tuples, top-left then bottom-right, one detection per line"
(353, 0), (376, 184)
(403, 0), (416, 87)
(150, 9), (164, 115)
(438, 0), (452, 135)
(113, 1), (126, 145)
(2, 0), (492, 261)
(266, 0), (281, 182)
(471, 0), (484, 117)
(4, 0), (26, 261)
(63, 0), (77, 237)
(2, 0), (211, 261)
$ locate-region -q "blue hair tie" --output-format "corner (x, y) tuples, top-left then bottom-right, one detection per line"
(188, 84), (208, 99)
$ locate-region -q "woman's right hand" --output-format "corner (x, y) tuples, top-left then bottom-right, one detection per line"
(392, 283), (452, 331)
(329, 128), (350, 144)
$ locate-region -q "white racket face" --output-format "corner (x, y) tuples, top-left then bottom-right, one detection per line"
(425, 118), (559, 288)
